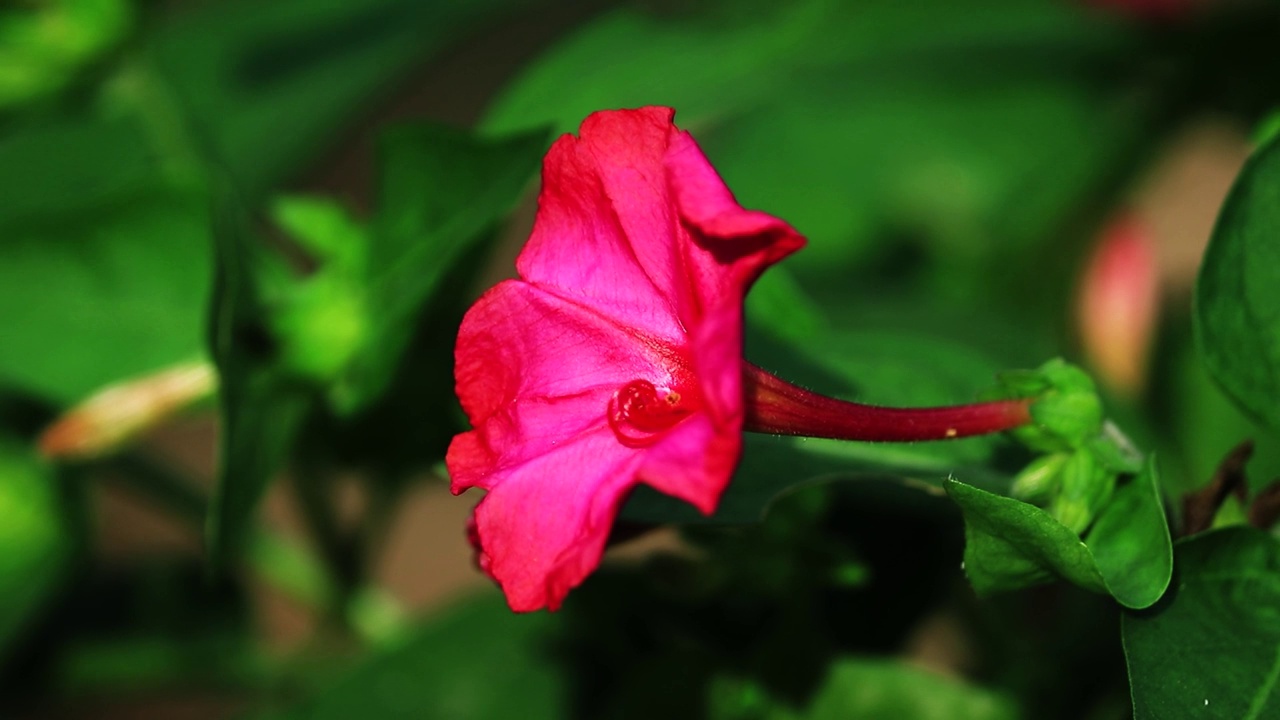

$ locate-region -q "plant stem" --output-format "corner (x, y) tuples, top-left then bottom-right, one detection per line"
(742, 362), (1033, 442)
(292, 462), (362, 618)
(99, 453), (346, 632)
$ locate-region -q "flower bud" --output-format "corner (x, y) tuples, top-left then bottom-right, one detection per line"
(38, 361), (216, 460)
(995, 359), (1104, 453)
(1049, 450), (1115, 534)
(1076, 214), (1160, 397)
(1010, 452), (1070, 504)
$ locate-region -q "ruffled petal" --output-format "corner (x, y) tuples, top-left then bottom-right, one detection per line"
(663, 128), (806, 430)
(516, 107), (688, 347)
(665, 128), (806, 312)
(468, 426), (643, 611)
(639, 412), (740, 515)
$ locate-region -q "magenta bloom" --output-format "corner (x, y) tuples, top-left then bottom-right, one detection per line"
(446, 107), (805, 611)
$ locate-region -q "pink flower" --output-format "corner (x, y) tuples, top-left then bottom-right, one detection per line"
(447, 107), (1037, 612)
(446, 107), (805, 611)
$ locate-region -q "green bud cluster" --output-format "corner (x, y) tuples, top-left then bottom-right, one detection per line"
(997, 359), (1143, 534)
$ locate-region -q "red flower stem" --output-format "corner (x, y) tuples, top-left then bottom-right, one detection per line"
(742, 362), (1033, 442)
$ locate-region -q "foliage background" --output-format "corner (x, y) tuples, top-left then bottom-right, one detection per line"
(1, 0), (1279, 718)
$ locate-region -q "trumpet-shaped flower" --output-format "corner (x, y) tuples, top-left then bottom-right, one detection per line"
(446, 107), (804, 611)
(448, 107), (1035, 612)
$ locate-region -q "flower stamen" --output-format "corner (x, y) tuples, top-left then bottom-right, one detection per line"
(608, 379), (693, 447)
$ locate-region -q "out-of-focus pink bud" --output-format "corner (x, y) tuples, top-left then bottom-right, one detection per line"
(38, 361), (217, 460)
(1076, 214), (1161, 397)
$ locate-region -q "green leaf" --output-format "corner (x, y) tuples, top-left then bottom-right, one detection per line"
(0, 116), (164, 224)
(58, 635), (267, 696)
(742, 265), (827, 345)
(338, 122), (550, 413)
(625, 329), (1022, 523)
(267, 196), (370, 385)
(1195, 133), (1280, 431)
(483, 0), (1121, 137)
(945, 478), (1106, 597)
(1086, 457), (1173, 609)
(52, 558), (261, 695)
(0, 439), (71, 657)
(271, 195), (368, 269)
(0, 185), (211, 403)
(712, 658), (1017, 720)
(147, 0), (529, 197)
(1167, 334), (1280, 497)
(272, 594), (566, 720)
(1123, 528), (1280, 719)
(0, 113), (212, 403)
(0, 0), (134, 109)
(946, 456), (1172, 609)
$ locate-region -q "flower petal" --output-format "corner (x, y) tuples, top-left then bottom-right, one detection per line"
(468, 426), (643, 611)
(449, 280), (672, 492)
(665, 128), (807, 310)
(639, 412), (740, 515)
(664, 129), (806, 429)
(516, 107), (690, 346)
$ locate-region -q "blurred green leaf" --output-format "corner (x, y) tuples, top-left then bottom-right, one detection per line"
(272, 195), (368, 270)
(483, 0), (1121, 137)
(1166, 334), (1280, 497)
(1195, 133), (1280, 431)
(1123, 528), (1280, 719)
(625, 329), (1023, 523)
(0, 111), (211, 404)
(0, 185), (211, 403)
(268, 196), (370, 386)
(742, 265), (826, 345)
(147, 0), (529, 197)
(0, 116), (164, 223)
(946, 456), (1171, 608)
(0, 439), (70, 657)
(0, 0), (134, 109)
(273, 594), (566, 720)
(338, 122), (549, 414)
(713, 657), (1017, 719)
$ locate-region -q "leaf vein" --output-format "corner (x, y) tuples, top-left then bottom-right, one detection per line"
(1243, 638), (1280, 720)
